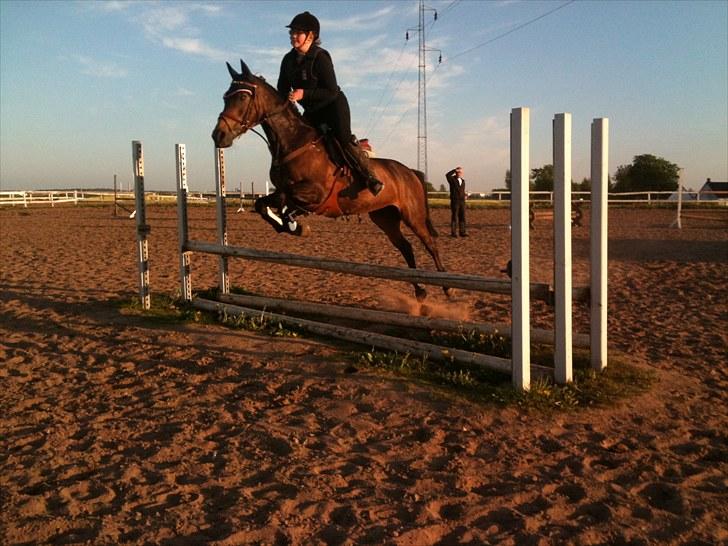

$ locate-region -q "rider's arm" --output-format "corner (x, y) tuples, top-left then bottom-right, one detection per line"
(302, 50), (340, 106)
(276, 54), (293, 98)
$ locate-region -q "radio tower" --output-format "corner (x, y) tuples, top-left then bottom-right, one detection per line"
(407, 0), (439, 181)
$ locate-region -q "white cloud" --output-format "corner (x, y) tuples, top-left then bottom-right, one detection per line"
(135, 3), (226, 61)
(92, 1), (129, 13)
(319, 6), (396, 32)
(160, 36), (228, 61)
(176, 87), (195, 97)
(75, 55), (127, 78)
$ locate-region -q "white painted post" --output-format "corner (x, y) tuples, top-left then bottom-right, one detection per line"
(510, 107), (530, 390)
(214, 147), (230, 294)
(176, 144), (192, 302)
(553, 113), (573, 383)
(132, 140), (151, 310)
(673, 175), (683, 229)
(590, 119), (609, 371)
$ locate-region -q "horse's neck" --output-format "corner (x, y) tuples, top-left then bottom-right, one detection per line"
(261, 97), (318, 158)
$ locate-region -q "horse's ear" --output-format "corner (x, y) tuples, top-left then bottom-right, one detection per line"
(240, 59), (252, 79)
(226, 61), (240, 80)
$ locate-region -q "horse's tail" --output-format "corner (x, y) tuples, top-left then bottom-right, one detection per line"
(412, 169), (438, 237)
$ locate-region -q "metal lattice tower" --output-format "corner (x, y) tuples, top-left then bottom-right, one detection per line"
(417, 0), (427, 178)
(407, 0), (438, 182)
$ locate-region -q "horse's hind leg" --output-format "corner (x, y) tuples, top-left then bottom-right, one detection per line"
(398, 211), (451, 297)
(369, 206), (427, 301)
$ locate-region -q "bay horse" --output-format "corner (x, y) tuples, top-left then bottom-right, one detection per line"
(211, 60), (447, 300)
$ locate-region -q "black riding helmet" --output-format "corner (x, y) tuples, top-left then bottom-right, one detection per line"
(286, 11), (320, 38)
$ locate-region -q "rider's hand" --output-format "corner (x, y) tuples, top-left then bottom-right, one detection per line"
(288, 89), (304, 102)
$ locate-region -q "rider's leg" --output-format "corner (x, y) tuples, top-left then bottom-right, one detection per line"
(331, 97), (384, 196)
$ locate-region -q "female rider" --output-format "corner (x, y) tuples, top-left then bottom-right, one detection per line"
(277, 11), (383, 196)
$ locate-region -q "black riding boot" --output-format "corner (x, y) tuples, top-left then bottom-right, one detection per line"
(347, 141), (384, 196)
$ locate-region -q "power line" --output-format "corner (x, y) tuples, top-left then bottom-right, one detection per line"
(445, 0), (576, 63)
(363, 38), (410, 137)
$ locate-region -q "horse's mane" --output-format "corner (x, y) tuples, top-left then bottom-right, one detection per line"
(251, 73), (309, 124)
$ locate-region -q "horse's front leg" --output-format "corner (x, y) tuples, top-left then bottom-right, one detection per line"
(254, 192), (286, 232)
(254, 192), (309, 236)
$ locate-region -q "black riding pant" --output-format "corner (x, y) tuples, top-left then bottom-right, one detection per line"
(451, 199), (466, 235)
(304, 92), (352, 146)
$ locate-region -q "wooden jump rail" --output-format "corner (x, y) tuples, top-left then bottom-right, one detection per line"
(184, 240), (589, 304)
(156, 108), (608, 391)
(215, 292), (591, 348)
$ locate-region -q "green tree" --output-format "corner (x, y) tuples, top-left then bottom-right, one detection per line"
(438, 183), (446, 192)
(613, 154), (680, 192)
(573, 177), (590, 191)
(504, 169), (511, 190)
(531, 164), (554, 191)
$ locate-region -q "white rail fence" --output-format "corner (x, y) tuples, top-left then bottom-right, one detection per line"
(4, 188), (725, 209)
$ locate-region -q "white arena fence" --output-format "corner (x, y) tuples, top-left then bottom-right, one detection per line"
(4, 189), (725, 209)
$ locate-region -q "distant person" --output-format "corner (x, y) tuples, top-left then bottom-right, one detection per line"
(446, 166), (467, 237)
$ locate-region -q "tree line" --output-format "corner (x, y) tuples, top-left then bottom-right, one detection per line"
(496, 154), (680, 193)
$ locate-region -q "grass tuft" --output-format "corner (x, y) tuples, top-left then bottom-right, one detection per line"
(121, 294), (654, 411)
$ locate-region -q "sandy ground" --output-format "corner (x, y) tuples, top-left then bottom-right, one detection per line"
(1, 204), (726, 545)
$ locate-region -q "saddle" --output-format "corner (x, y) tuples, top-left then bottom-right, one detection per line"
(317, 125), (365, 183)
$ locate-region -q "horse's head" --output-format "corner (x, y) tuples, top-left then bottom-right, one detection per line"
(212, 60), (265, 148)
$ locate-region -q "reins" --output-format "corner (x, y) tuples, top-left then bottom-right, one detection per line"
(219, 83), (317, 163)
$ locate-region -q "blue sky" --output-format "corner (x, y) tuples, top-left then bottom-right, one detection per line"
(1, 0), (726, 193)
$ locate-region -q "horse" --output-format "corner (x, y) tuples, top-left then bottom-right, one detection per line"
(211, 60), (448, 300)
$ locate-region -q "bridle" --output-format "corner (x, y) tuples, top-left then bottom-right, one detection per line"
(217, 76), (325, 174)
(217, 81), (257, 134)
(217, 80), (294, 148)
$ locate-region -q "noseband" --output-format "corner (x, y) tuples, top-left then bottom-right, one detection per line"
(217, 81), (257, 133)
(217, 80), (292, 136)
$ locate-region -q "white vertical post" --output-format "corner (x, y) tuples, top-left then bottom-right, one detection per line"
(510, 107), (530, 390)
(214, 147), (230, 294)
(176, 144), (192, 302)
(132, 140), (151, 310)
(674, 175), (683, 228)
(590, 118), (609, 371)
(553, 113), (573, 383)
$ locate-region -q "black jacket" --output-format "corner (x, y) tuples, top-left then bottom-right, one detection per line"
(277, 45), (341, 114)
(446, 169), (466, 203)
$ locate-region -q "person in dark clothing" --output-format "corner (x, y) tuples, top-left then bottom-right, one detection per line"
(446, 166), (467, 237)
(277, 11), (383, 196)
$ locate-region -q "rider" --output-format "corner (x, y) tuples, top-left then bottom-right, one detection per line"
(277, 11), (384, 196)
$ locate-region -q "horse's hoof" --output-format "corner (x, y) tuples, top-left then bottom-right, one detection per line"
(443, 287), (453, 298)
(292, 223), (311, 237)
(415, 288), (427, 302)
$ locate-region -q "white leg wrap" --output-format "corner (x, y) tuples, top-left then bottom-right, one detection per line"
(266, 207), (284, 226)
